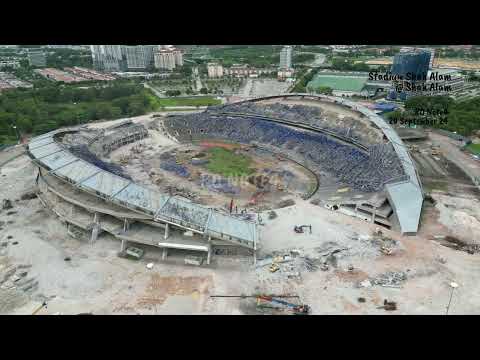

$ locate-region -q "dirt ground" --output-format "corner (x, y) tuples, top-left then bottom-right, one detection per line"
(108, 134), (315, 210)
(2, 148), (480, 315)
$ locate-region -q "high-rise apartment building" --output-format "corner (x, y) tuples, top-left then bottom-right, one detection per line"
(392, 49), (431, 78)
(279, 46), (293, 69)
(207, 63), (224, 78)
(91, 45), (183, 72)
(91, 45), (126, 72)
(154, 47), (183, 70)
(124, 45), (155, 70)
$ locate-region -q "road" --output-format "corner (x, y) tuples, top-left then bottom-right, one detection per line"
(297, 52), (326, 67)
(143, 82), (165, 98)
(193, 67), (203, 91)
(310, 53), (326, 67)
(429, 131), (480, 186)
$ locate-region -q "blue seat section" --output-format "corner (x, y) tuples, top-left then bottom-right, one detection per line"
(165, 113), (405, 193)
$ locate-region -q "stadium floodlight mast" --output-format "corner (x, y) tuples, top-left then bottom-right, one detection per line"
(446, 281), (459, 315)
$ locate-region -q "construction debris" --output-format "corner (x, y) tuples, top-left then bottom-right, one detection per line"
(359, 279), (372, 288)
(378, 300), (397, 311)
(20, 191), (37, 201)
(184, 256), (203, 266)
(440, 236), (480, 254)
(368, 271), (407, 288)
(2, 199), (13, 210)
(277, 199), (295, 208)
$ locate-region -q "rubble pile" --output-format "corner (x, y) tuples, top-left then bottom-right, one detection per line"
(199, 175), (239, 194)
(2, 199), (13, 210)
(164, 185), (198, 200)
(360, 271), (408, 288)
(160, 161), (190, 178)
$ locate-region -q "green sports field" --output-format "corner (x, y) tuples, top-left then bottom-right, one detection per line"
(205, 147), (255, 177)
(307, 72), (368, 92)
(466, 143), (480, 155)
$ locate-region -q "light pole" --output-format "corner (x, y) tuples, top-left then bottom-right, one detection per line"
(446, 282), (458, 315)
(12, 125), (20, 144)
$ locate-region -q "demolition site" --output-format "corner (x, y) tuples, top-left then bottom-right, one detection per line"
(2, 94), (480, 315)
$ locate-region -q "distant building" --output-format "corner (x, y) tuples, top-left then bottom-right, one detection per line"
(0, 60), (20, 69)
(424, 68), (465, 96)
(207, 63), (224, 78)
(27, 50), (46, 68)
(400, 47), (435, 69)
(279, 46), (293, 70)
(46, 45), (89, 51)
(392, 49), (431, 79)
(223, 64), (275, 78)
(277, 68), (294, 81)
(154, 47), (183, 71)
(91, 45), (126, 72)
(124, 45), (155, 70)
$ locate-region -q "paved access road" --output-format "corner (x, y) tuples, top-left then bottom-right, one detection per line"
(429, 131), (480, 186)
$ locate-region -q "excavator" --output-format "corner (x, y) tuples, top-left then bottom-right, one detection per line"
(211, 294), (310, 315)
(294, 225), (312, 234)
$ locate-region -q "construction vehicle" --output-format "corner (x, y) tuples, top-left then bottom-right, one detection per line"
(256, 295), (310, 315)
(210, 294), (310, 315)
(32, 301), (47, 315)
(294, 225), (312, 234)
(126, 246), (144, 259)
(269, 263), (280, 273)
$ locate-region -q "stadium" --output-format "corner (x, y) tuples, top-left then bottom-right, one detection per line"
(26, 94), (424, 265)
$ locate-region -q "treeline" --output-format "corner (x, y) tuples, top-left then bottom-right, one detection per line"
(329, 57), (371, 72)
(0, 83), (157, 143)
(294, 53), (316, 63)
(291, 68), (319, 93)
(397, 95), (480, 136)
(46, 49), (93, 69)
(209, 46), (282, 68)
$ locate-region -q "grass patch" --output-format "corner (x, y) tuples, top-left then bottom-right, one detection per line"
(157, 96), (221, 107)
(205, 147), (255, 177)
(466, 143), (480, 155)
(423, 180), (449, 192)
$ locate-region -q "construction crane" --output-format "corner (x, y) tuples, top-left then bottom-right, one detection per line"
(210, 294), (310, 315)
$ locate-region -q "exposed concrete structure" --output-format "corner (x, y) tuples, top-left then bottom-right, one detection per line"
(26, 127), (258, 265)
(216, 93), (424, 234)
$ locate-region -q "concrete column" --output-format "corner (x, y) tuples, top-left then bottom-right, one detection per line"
(70, 204), (75, 217)
(91, 226), (99, 243)
(207, 236), (212, 265)
(123, 218), (129, 232)
(162, 247), (168, 260)
(164, 223), (169, 240)
(120, 239), (127, 252)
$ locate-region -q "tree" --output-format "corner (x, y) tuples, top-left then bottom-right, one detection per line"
(199, 87), (208, 94)
(315, 86), (333, 95)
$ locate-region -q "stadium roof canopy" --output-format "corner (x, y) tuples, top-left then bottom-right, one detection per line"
(27, 131), (258, 249)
